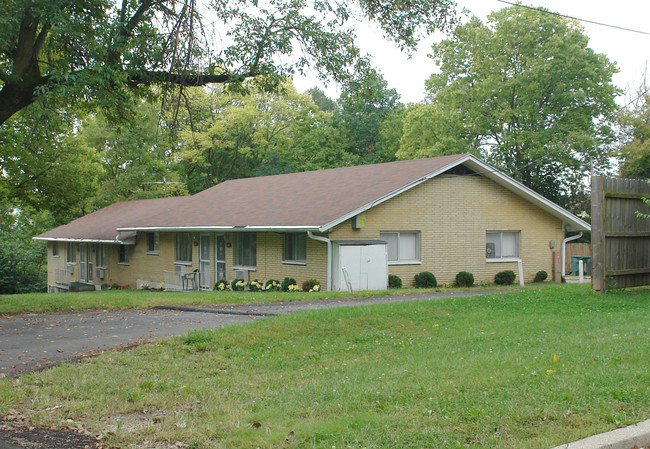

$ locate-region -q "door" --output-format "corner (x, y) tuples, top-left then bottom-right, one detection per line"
(200, 234), (210, 289)
(79, 244), (86, 281)
(215, 235), (226, 283)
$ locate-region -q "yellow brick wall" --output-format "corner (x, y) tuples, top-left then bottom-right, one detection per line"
(329, 174), (564, 287)
(226, 232), (328, 288)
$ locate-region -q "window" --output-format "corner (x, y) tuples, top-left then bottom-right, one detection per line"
(175, 232), (192, 262)
(283, 233), (306, 263)
(118, 245), (129, 264)
(235, 233), (256, 267)
(52, 241), (59, 257)
(147, 232), (160, 253)
(486, 231), (520, 260)
(97, 244), (108, 268)
(66, 243), (76, 264)
(380, 231), (420, 263)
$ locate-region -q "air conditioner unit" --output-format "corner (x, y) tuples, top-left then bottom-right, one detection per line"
(66, 264), (74, 275)
(486, 243), (496, 259)
(96, 268), (105, 279)
(234, 270), (249, 283)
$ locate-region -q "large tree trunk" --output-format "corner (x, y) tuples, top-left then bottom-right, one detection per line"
(0, 82), (38, 126)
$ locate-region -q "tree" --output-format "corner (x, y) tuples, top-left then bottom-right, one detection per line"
(0, 0), (457, 126)
(78, 100), (188, 209)
(409, 6), (619, 209)
(0, 101), (102, 224)
(336, 67), (401, 162)
(618, 87), (650, 179)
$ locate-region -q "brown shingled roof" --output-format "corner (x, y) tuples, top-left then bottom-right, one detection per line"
(121, 153), (468, 229)
(35, 197), (189, 242)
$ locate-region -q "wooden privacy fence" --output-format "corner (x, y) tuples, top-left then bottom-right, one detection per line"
(591, 176), (650, 291)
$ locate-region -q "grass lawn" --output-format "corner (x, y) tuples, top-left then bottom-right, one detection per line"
(1, 284), (648, 448)
(0, 284), (518, 316)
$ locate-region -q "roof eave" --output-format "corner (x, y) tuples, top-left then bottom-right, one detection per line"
(116, 225), (322, 233)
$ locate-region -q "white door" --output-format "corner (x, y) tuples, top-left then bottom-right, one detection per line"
(200, 234), (210, 289)
(215, 235), (226, 282)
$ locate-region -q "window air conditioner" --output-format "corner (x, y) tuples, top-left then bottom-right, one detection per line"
(66, 264), (74, 274)
(96, 268), (105, 279)
(486, 243), (496, 258)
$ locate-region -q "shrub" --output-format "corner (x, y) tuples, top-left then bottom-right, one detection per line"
(534, 270), (548, 283)
(231, 278), (247, 291)
(214, 280), (229, 291)
(455, 271), (474, 287)
(414, 271), (437, 288)
(249, 279), (264, 292)
(281, 277), (298, 292)
(495, 270), (516, 285)
(265, 279), (281, 291)
(388, 274), (402, 289)
(302, 279), (320, 292)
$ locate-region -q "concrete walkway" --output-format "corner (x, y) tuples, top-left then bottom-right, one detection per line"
(0, 289), (498, 377)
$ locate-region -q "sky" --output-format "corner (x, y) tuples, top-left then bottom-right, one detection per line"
(294, 0), (650, 105)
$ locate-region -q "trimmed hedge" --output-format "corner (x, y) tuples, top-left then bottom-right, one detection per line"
(534, 270), (548, 283)
(455, 271), (474, 287)
(495, 270), (516, 285)
(388, 274), (402, 289)
(414, 271), (437, 288)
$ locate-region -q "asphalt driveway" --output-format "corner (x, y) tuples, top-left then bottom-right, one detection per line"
(0, 289), (501, 377)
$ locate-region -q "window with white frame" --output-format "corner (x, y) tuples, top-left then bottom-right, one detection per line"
(235, 233), (256, 267)
(118, 245), (129, 264)
(66, 243), (76, 264)
(283, 233), (306, 263)
(97, 244), (107, 268)
(380, 231), (420, 263)
(175, 232), (192, 262)
(486, 231), (520, 260)
(147, 231), (160, 253)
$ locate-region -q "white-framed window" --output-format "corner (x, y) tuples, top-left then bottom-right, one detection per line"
(283, 233), (306, 264)
(66, 243), (76, 264)
(118, 245), (130, 265)
(147, 231), (160, 254)
(380, 231), (420, 264)
(175, 232), (192, 263)
(486, 231), (520, 261)
(235, 233), (256, 268)
(52, 241), (59, 257)
(96, 244), (107, 268)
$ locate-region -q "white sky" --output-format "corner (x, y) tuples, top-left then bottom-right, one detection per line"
(294, 0), (650, 105)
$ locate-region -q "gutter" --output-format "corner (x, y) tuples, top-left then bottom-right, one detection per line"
(307, 231), (332, 292)
(561, 231), (583, 281)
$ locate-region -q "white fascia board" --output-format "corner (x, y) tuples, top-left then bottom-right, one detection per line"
(116, 225), (321, 233)
(461, 156), (591, 232)
(32, 237), (118, 244)
(318, 156), (471, 232)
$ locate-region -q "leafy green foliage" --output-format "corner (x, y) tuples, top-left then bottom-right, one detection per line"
(534, 271), (548, 283)
(388, 274), (402, 289)
(414, 271), (437, 288)
(405, 6), (619, 212)
(281, 277), (298, 292)
(0, 0), (457, 125)
(618, 88), (650, 179)
(495, 270), (516, 285)
(0, 210), (52, 294)
(455, 271), (474, 287)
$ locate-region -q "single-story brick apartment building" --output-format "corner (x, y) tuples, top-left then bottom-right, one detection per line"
(35, 153), (590, 292)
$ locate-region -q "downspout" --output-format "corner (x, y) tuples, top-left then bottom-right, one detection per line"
(561, 232), (583, 282)
(308, 231), (332, 291)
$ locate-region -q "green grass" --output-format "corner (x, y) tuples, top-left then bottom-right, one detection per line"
(1, 284), (648, 448)
(0, 284), (519, 316)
